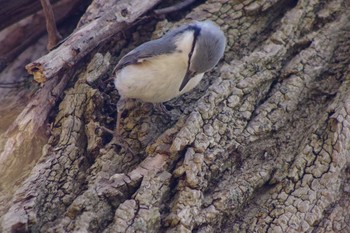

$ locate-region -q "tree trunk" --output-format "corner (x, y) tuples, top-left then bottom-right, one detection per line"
(1, 0), (350, 232)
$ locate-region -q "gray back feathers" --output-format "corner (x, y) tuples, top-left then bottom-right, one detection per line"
(113, 38), (177, 71)
(114, 24), (191, 72)
(114, 20), (226, 77)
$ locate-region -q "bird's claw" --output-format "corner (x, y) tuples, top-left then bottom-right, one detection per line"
(100, 125), (136, 155)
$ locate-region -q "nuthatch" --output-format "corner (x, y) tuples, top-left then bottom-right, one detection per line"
(113, 20), (226, 135)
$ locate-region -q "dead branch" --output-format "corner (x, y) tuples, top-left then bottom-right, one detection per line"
(26, 0), (163, 83)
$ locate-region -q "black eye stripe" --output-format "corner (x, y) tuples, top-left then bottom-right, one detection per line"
(172, 25), (201, 75)
(177, 26), (200, 92)
(187, 27), (200, 68)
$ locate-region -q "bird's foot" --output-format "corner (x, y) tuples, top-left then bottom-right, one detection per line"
(100, 125), (114, 135)
(112, 135), (136, 155)
(100, 126), (135, 155)
(153, 103), (170, 115)
(153, 103), (176, 118)
(153, 103), (181, 121)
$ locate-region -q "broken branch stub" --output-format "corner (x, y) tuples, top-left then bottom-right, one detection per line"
(25, 0), (163, 83)
(40, 0), (62, 50)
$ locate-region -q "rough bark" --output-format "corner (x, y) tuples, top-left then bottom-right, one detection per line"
(0, 0), (161, 218)
(1, 0), (350, 232)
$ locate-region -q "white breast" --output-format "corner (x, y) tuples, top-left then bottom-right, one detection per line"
(115, 31), (205, 103)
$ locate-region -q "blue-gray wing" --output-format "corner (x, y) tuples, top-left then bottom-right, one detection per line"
(113, 37), (178, 73)
(113, 24), (193, 73)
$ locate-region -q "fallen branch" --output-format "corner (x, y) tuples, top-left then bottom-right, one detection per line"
(26, 0), (163, 83)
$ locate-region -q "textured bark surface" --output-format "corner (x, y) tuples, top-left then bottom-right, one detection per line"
(1, 0), (350, 232)
(0, 0), (161, 221)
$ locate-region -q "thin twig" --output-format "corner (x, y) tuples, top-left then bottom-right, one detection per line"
(40, 0), (62, 50)
(154, 0), (197, 15)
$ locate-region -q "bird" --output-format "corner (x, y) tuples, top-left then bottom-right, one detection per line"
(113, 20), (226, 135)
